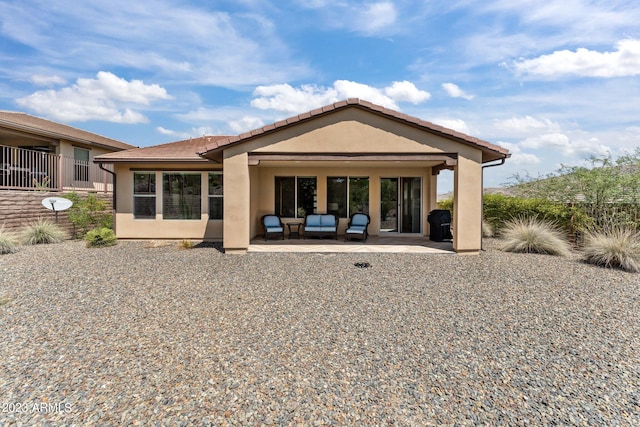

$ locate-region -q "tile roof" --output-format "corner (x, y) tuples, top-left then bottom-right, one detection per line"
(198, 98), (510, 162)
(94, 136), (230, 163)
(0, 111), (135, 151)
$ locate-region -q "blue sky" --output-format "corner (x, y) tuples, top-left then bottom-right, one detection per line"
(1, 0), (639, 191)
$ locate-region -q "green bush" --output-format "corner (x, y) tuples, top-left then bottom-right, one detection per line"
(437, 198), (453, 212)
(483, 194), (590, 234)
(0, 226), (19, 254)
(437, 194), (589, 235)
(21, 218), (67, 245)
(66, 192), (113, 238)
(85, 227), (117, 248)
(500, 217), (572, 256)
(582, 228), (640, 273)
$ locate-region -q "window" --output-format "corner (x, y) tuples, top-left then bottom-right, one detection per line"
(327, 176), (369, 218)
(349, 177), (369, 215)
(163, 173), (201, 220)
(74, 147), (90, 182)
(133, 173), (156, 219)
(275, 176), (317, 218)
(208, 172), (223, 220)
(327, 177), (347, 217)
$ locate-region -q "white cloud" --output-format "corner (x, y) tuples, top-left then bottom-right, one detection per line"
(431, 118), (471, 135)
(251, 83), (339, 113)
(385, 81), (431, 103)
(16, 71), (172, 123)
(496, 141), (541, 165)
(294, 1), (398, 35)
(512, 39), (640, 78)
(333, 80), (398, 107)
(0, 0), (309, 88)
(251, 80), (430, 114)
(156, 126), (177, 136)
(156, 125), (216, 140)
(30, 74), (66, 86)
(441, 83), (474, 100)
(521, 132), (610, 157)
(229, 116), (265, 134)
(174, 107), (265, 135)
(492, 116), (561, 137)
(357, 2), (397, 34)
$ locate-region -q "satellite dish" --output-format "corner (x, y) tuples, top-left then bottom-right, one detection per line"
(42, 197), (73, 223)
(42, 197), (73, 211)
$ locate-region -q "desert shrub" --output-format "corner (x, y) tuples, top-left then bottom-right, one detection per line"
(144, 240), (172, 248)
(437, 198), (453, 212)
(512, 150), (640, 230)
(582, 228), (640, 273)
(483, 194), (589, 234)
(0, 226), (19, 254)
(66, 192), (113, 238)
(437, 194), (587, 236)
(21, 218), (67, 245)
(500, 217), (572, 256)
(85, 227), (117, 248)
(178, 239), (194, 249)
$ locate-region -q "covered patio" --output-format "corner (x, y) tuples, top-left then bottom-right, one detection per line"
(95, 99), (509, 254)
(249, 234), (454, 253)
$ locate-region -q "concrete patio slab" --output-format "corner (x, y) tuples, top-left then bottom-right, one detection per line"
(249, 235), (454, 253)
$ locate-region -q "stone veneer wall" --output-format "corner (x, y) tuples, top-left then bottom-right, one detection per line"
(0, 191), (113, 237)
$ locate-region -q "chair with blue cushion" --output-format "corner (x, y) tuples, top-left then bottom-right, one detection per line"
(261, 214), (284, 241)
(345, 212), (370, 242)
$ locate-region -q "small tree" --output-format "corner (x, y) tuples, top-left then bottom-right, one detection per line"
(66, 192), (113, 238)
(512, 149), (640, 231)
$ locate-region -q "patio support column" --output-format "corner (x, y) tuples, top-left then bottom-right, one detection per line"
(453, 150), (482, 254)
(428, 170), (437, 214)
(223, 151), (250, 254)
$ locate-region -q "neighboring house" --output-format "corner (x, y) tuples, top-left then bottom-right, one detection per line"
(0, 111), (136, 192)
(95, 99), (510, 254)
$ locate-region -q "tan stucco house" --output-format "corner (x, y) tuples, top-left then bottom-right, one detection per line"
(95, 99), (509, 254)
(0, 111), (135, 192)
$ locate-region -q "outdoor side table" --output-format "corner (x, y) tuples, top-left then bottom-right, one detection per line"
(287, 222), (302, 239)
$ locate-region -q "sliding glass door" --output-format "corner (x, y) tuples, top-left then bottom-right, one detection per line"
(380, 177), (421, 233)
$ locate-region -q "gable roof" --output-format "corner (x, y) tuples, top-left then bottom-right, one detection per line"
(198, 98), (510, 163)
(94, 136), (230, 163)
(0, 111), (135, 151)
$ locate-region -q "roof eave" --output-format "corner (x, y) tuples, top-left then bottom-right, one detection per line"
(0, 118), (135, 151)
(94, 157), (217, 164)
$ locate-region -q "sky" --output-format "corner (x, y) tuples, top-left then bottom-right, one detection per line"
(0, 0), (639, 192)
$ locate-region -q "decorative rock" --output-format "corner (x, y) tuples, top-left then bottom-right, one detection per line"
(0, 239), (638, 425)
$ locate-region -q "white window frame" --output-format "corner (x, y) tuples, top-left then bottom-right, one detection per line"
(208, 172), (223, 220)
(133, 172), (156, 220)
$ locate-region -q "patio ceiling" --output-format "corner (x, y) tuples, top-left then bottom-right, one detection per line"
(247, 152), (457, 169)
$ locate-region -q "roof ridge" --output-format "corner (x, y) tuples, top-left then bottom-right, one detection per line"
(199, 98), (509, 157)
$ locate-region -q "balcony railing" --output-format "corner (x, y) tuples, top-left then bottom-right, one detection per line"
(0, 144), (113, 192)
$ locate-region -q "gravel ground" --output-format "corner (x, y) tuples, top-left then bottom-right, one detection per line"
(1, 239), (639, 426)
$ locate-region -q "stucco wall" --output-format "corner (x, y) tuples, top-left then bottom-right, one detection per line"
(58, 140), (112, 159)
(245, 109), (457, 155)
(109, 109), (486, 253)
(252, 165), (435, 237)
(113, 163), (223, 240)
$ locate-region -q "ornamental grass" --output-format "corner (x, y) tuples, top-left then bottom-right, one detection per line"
(0, 226), (19, 254)
(582, 228), (640, 273)
(21, 218), (67, 245)
(500, 217), (572, 256)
